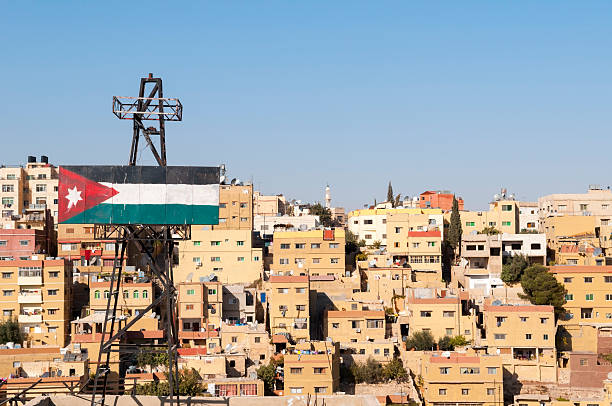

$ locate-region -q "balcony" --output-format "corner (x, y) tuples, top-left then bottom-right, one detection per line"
(18, 294), (42, 304)
(26, 204), (47, 211)
(19, 314), (42, 323)
(18, 275), (42, 285)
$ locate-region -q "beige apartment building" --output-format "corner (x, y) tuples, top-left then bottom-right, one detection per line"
(539, 186), (612, 219)
(270, 229), (345, 277)
(0, 259), (71, 347)
(550, 266), (612, 325)
(266, 275), (310, 342)
(175, 229), (263, 284)
(481, 304), (557, 382)
(284, 341), (339, 396)
(0, 157), (59, 224)
(220, 322), (271, 366)
(214, 184), (253, 230)
(403, 291), (476, 342)
(253, 191), (287, 216)
(387, 229), (442, 283)
(323, 310), (386, 343)
(177, 281), (223, 349)
(448, 199), (520, 235)
(420, 351), (504, 406)
(57, 224), (125, 274)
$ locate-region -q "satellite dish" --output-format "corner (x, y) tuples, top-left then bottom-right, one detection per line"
(494, 194), (500, 201)
(509, 194), (515, 200)
(230, 178), (237, 185)
(225, 344), (232, 353)
(186, 273), (193, 282)
(492, 300), (502, 306)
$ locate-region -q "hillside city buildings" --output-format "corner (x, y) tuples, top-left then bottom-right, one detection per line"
(2, 157), (612, 404)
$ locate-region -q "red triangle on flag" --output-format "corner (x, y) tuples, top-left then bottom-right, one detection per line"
(58, 167), (118, 223)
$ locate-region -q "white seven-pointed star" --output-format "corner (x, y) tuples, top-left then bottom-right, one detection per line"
(65, 186), (83, 210)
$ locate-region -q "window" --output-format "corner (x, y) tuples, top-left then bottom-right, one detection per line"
(465, 221), (475, 227)
(525, 334), (532, 340)
(1, 272), (12, 279)
(580, 358), (588, 366)
(311, 243), (320, 249)
(443, 311), (455, 318)
(193, 241), (201, 246)
(192, 257), (202, 265)
(187, 289), (195, 295)
(290, 368), (303, 374)
(494, 334), (506, 340)
(3, 290), (13, 297)
(219, 203), (226, 208)
(412, 242), (420, 248)
(312, 258), (320, 264)
(296, 287), (305, 293)
(520, 317), (528, 322)
(295, 243), (305, 249)
(367, 319), (383, 328)
(210, 241), (221, 246)
(296, 305), (306, 311)
(142, 290), (148, 299)
(567, 259), (578, 265)
(1, 197), (14, 206)
(104, 290), (110, 299)
(94, 290), (100, 299)
(564, 277), (573, 283)
(565, 294), (574, 301)
(185, 304), (194, 310)
(277, 288), (288, 294)
(210, 257), (221, 262)
(586, 293), (594, 301)
(488, 367), (497, 374)
(420, 311), (432, 318)
(280, 243), (290, 249)
(462, 389), (469, 395)
(237, 256), (245, 262)
(279, 258), (289, 264)
(581, 308), (593, 319)
(254, 337), (261, 343)
(240, 202), (247, 208)
(1, 185), (14, 192)
(427, 241), (436, 247)
(502, 221), (511, 226)
(314, 387), (327, 394)
(47, 289), (58, 296)
(531, 243), (541, 249)
(19, 240), (29, 246)
(208, 289), (217, 295)
(438, 389), (447, 395)
(236, 241), (244, 246)
(460, 367), (479, 374)
(332, 323), (339, 329)
(606, 294), (612, 301)
(543, 334), (549, 340)
(580, 204), (588, 211)
(3, 310), (12, 317)
(604, 276), (612, 283)
(290, 388), (303, 394)
(35, 184), (46, 192)
(331, 258), (340, 264)
(446, 328), (454, 336)
(540, 317), (548, 324)
(351, 320), (361, 329)
(502, 204), (513, 211)
(395, 227), (402, 233)
(133, 290), (139, 298)
(487, 388), (495, 396)
(240, 217), (248, 222)
(584, 277), (593, 283)
(253, 256), (260, 261)
(313, 367), (326, 374)
(329, 243), (339, 249)
(364, 219), (373, 225)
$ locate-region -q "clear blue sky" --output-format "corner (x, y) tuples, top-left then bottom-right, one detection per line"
(1, 2), (611, 211)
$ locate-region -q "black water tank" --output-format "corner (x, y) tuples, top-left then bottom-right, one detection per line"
(27, 156), (36, 163)
(41, 156), (48, 164)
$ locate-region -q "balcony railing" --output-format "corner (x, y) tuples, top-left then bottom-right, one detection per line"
(18, 294), (43, 304)
(19, 313), (42, 323)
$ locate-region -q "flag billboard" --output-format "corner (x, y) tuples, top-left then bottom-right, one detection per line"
(58, 166), (219, 225)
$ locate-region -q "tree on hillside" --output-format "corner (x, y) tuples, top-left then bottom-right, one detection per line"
(479, 226), (500, 235)
(405, 330), (435, 351)
(519, 264), (567, 319)
(309, 203), (337, 227)
(387, 182), (394, 207)
(394, 194), (402, 208)
(448, 196), (462, 253)
(383, 358), (408, 382)
(0, 318), (23, 344)
(501, 254), (530, 284)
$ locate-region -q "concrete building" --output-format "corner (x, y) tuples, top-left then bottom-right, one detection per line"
(550, 266), (612, 325)
(455, 233), (546, 294)
(0, 156), (59, 225)
(538, 186), (612, 219)
(420, 351), (504, 406)
(175, 228), (263, 284)
(284, 341), (339, 396)
(519, 201), (539, 232)
(448, 199), (520, 235)
(347, 208), (442, 247)
(481, 304), (557, 383)
(177, 281), (223, 349)
(387, 226), (443, 283)
(253, 191), (287, 216)
(219, 322), (271, 366)
(419, 190), (464, 211)
(270, 229), (345, 278)
(266, 275), (310, 343)
(0, 259), (71, 347)
(402, 290), (476, 342)
(222, 285), (256, 324)
(253, 214), (319, 238)
(0, 229), (48, 260)
(323, 310), (386, 343)
(214, 183), (253, 231)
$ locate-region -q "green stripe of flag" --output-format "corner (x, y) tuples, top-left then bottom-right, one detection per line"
(61, 204), (219, 225)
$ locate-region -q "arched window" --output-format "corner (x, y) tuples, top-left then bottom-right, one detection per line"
(133, 290), (139, 299)
(104, 290), (110, 299)
(142, 290), (148, 299)
(123, 290), (129, 299)
(94, 290), (100, 299)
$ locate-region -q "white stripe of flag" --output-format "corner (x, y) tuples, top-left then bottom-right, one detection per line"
(99, 183), (219, 206)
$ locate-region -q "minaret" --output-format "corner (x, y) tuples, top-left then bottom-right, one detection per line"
(325, 184), (331, 209)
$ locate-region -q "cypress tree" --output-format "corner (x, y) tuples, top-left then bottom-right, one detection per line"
(387, 182), (394, 207)
(448, 196), (462, 252)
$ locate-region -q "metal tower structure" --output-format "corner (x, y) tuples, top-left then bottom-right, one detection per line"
(88, 74), (186, 406)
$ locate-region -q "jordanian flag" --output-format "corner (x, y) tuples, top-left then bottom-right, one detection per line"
(59, 166), (219, 225)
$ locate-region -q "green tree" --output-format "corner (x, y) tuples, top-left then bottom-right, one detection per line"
(437, 336), (453, 351)
(345, 230), (361, 254)
(479, 226), (500, 235)
(372, 240), (382, 249)
(448, 196), (462, 252)
(134, 368), (203, 396)
(356, 252), (368, 261)
(309, 203), (336, 227)
(519, 264), (567, 318)
(405, 330), (435, 351)
(136, 351), (169, 371)
(257, 357), (283, 394)
(0, 318), (23, 344)
(450, 335), (469, 348)
(501, 254), (530, 284)
(350, 357), (384, 384)
(387, 182), (394, 207)
(394, 194), (402, 208)
(382, 358), (408, 382)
